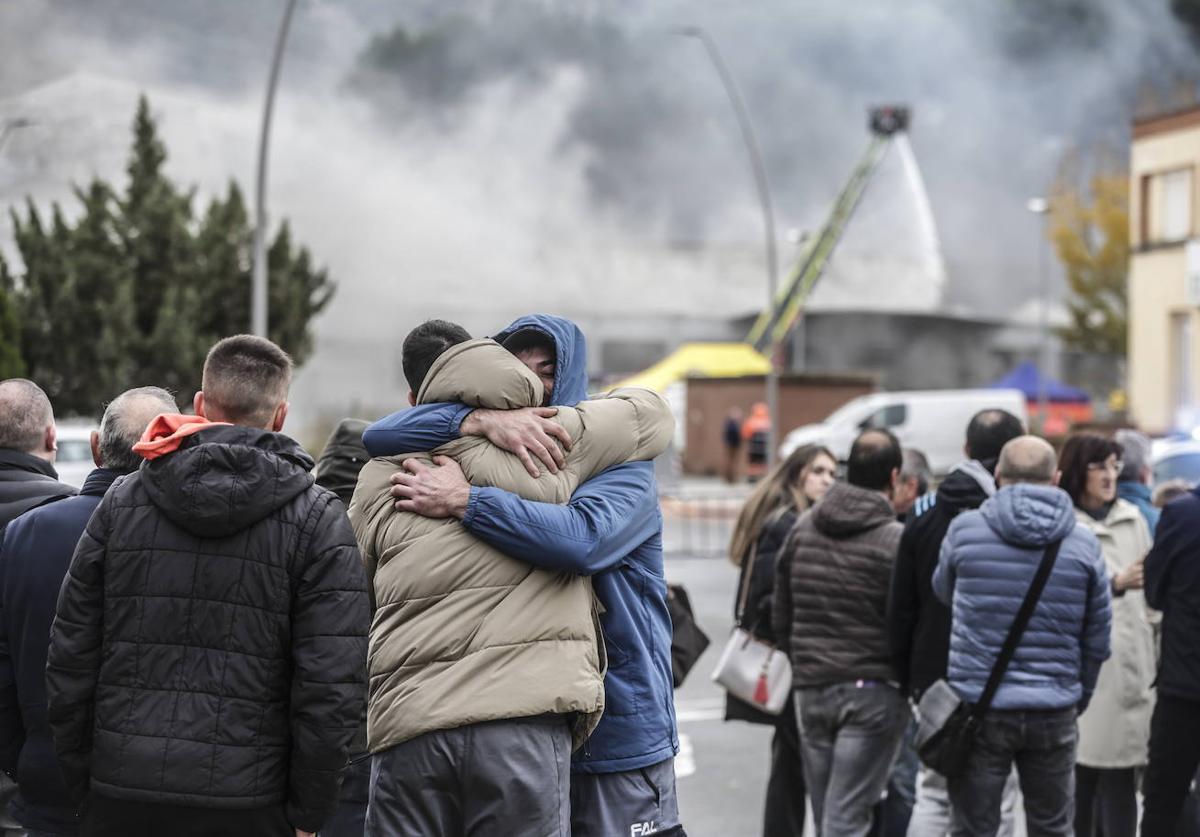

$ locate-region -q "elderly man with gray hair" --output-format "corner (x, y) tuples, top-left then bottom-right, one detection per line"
(931, 436), (1112, 837)
(0, 386), (176, 836)
(0, 379), (77, 527)
(1114, 428), (1160, 534)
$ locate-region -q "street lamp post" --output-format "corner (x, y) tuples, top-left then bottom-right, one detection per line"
(1027, 196), (1051, 433)
(679, 25), (780, 469)
(252, 0), (299, 338)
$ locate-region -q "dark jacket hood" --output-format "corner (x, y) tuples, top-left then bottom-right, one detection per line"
(980, 483), (1077, 548)
(493, 314), (589, 407)
(937, 460), (996, 514)
(140, 425), (315, 538)
(812, 481), (897, 537)
(314, 418), (370, 506)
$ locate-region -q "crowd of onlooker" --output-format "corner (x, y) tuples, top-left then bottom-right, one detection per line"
(726, 411), (1200, 837)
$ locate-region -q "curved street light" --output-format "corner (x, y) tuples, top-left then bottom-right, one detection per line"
(678, 25), (781, 468)
(252, 0), (299, 338)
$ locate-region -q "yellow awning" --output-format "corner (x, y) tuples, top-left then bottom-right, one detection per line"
(612, 343), (771, 393)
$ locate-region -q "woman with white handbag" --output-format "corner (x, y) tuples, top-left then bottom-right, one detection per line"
(721, 444), (837, 837)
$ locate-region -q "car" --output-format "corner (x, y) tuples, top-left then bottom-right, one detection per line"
(779, 388), (1029, 476)
(1152, 437), (1200, 487)
(54, 422), (97, 489)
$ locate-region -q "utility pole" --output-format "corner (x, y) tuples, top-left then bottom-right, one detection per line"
(679, 25), (780, 469)
(1027, 196), (1051, 433)
(252, 0), (299, 338)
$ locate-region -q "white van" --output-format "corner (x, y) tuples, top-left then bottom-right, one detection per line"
(780, 389), (1028, 476)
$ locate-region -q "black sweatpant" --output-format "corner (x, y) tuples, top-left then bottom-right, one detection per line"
(764, 708), (807, 837)
(1075, 765), (1137, 837)
(1143, 695), (1200, 837)
(80, 793), (292, 837)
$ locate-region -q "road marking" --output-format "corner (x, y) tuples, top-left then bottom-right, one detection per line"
(674, 697), (725, 724)
(674, 733), (696, 778)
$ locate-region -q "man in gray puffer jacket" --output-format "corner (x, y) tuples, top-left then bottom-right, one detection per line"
(932, 436), (1111, 837)
(774, 429), (909, 837)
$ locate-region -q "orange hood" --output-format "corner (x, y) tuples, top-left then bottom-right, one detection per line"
(132, 414), (232, 461)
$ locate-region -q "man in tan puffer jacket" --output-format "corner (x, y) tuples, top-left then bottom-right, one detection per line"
(349, 320), (673, 837)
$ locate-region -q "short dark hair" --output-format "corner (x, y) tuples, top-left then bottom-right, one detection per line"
(202, 335), (293, 427)
(0, 379), (53, 452)
(847, 428), (902, 491)
(1058, 432), (1123, 508)
(965, 409), (1025, 464)
(402, 320), (471, 394)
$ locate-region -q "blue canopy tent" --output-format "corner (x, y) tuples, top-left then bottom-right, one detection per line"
(987, 361), (1090, 404)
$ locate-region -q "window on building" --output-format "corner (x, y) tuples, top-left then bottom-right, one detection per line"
(1143, 168), (1194, 245)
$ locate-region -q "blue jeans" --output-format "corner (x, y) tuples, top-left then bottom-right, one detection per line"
(946, 707), (1077, 837)
(797, 682), (911, 837)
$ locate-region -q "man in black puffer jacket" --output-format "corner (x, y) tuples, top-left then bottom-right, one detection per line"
(46, 336), (370, 837)
(773, 429), (908, 837)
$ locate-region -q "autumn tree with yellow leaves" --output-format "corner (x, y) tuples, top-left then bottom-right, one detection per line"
(1048, 152), (1130, 356)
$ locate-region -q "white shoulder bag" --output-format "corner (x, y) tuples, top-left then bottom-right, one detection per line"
(711, 542), (793, 715)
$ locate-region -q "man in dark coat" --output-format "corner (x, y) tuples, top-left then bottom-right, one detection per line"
(774, 429), (908, 837)
(1142, 483), (1200, 836)
(886, 409), (1023, 835)
(0, 379), (76, 528)
(0, 386), (176, 836)
(45, 336), (370, 837)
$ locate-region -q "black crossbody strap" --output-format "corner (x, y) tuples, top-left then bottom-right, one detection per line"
(972, 537), (1064, 717)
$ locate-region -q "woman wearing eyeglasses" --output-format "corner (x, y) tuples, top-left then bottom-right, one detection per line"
(1058, 432), (1157, 837)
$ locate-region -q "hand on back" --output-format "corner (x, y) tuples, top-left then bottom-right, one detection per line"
(461, 407), (572, 477)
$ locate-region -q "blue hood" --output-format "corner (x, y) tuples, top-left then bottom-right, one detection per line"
(980, 483), (1077, 548)
(493, 314), (589, 407)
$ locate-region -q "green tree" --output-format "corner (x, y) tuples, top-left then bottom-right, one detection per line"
(1048, 152), (1129, 356)
(4, 94), (335, 415)
(0, 256), (25, 379)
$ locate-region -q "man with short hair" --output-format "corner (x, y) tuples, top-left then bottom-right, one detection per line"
(773, 428), (910, 837)
(46, 335), (369, 837)
(0, 386), (176, 836)
(888, 409), (1024, 836)
(0, 379), (76, 527)
(362, 314), (683, 837)
(1114, 429), (1160, 534)
(933, 436), (1111, 837)
(894, 448), (932, 519)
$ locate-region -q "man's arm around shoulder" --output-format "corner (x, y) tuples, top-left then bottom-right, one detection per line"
(464, 461), (660, 576)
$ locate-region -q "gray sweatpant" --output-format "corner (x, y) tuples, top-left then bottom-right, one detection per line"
(570, 758), (683, 837)
(365, 715), (572, 837)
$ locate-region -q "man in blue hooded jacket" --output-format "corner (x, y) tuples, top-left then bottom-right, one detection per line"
(364, 314), (682, 837)
(932, 435), (1111, 837)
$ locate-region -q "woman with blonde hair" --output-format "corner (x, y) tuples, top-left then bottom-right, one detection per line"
(725, 443), (837, 837)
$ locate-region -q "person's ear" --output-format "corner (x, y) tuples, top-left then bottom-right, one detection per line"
(90, 430), (102, 467)
(193, 392), (206, 418)
(1052, 469), (1063, 487)
(43, 424), (57, 456)
(271, 402), (288, 433)
(889, 467), (900, 495)
(408, 391), (417, 407)
(1141, 464), (1153, 485)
